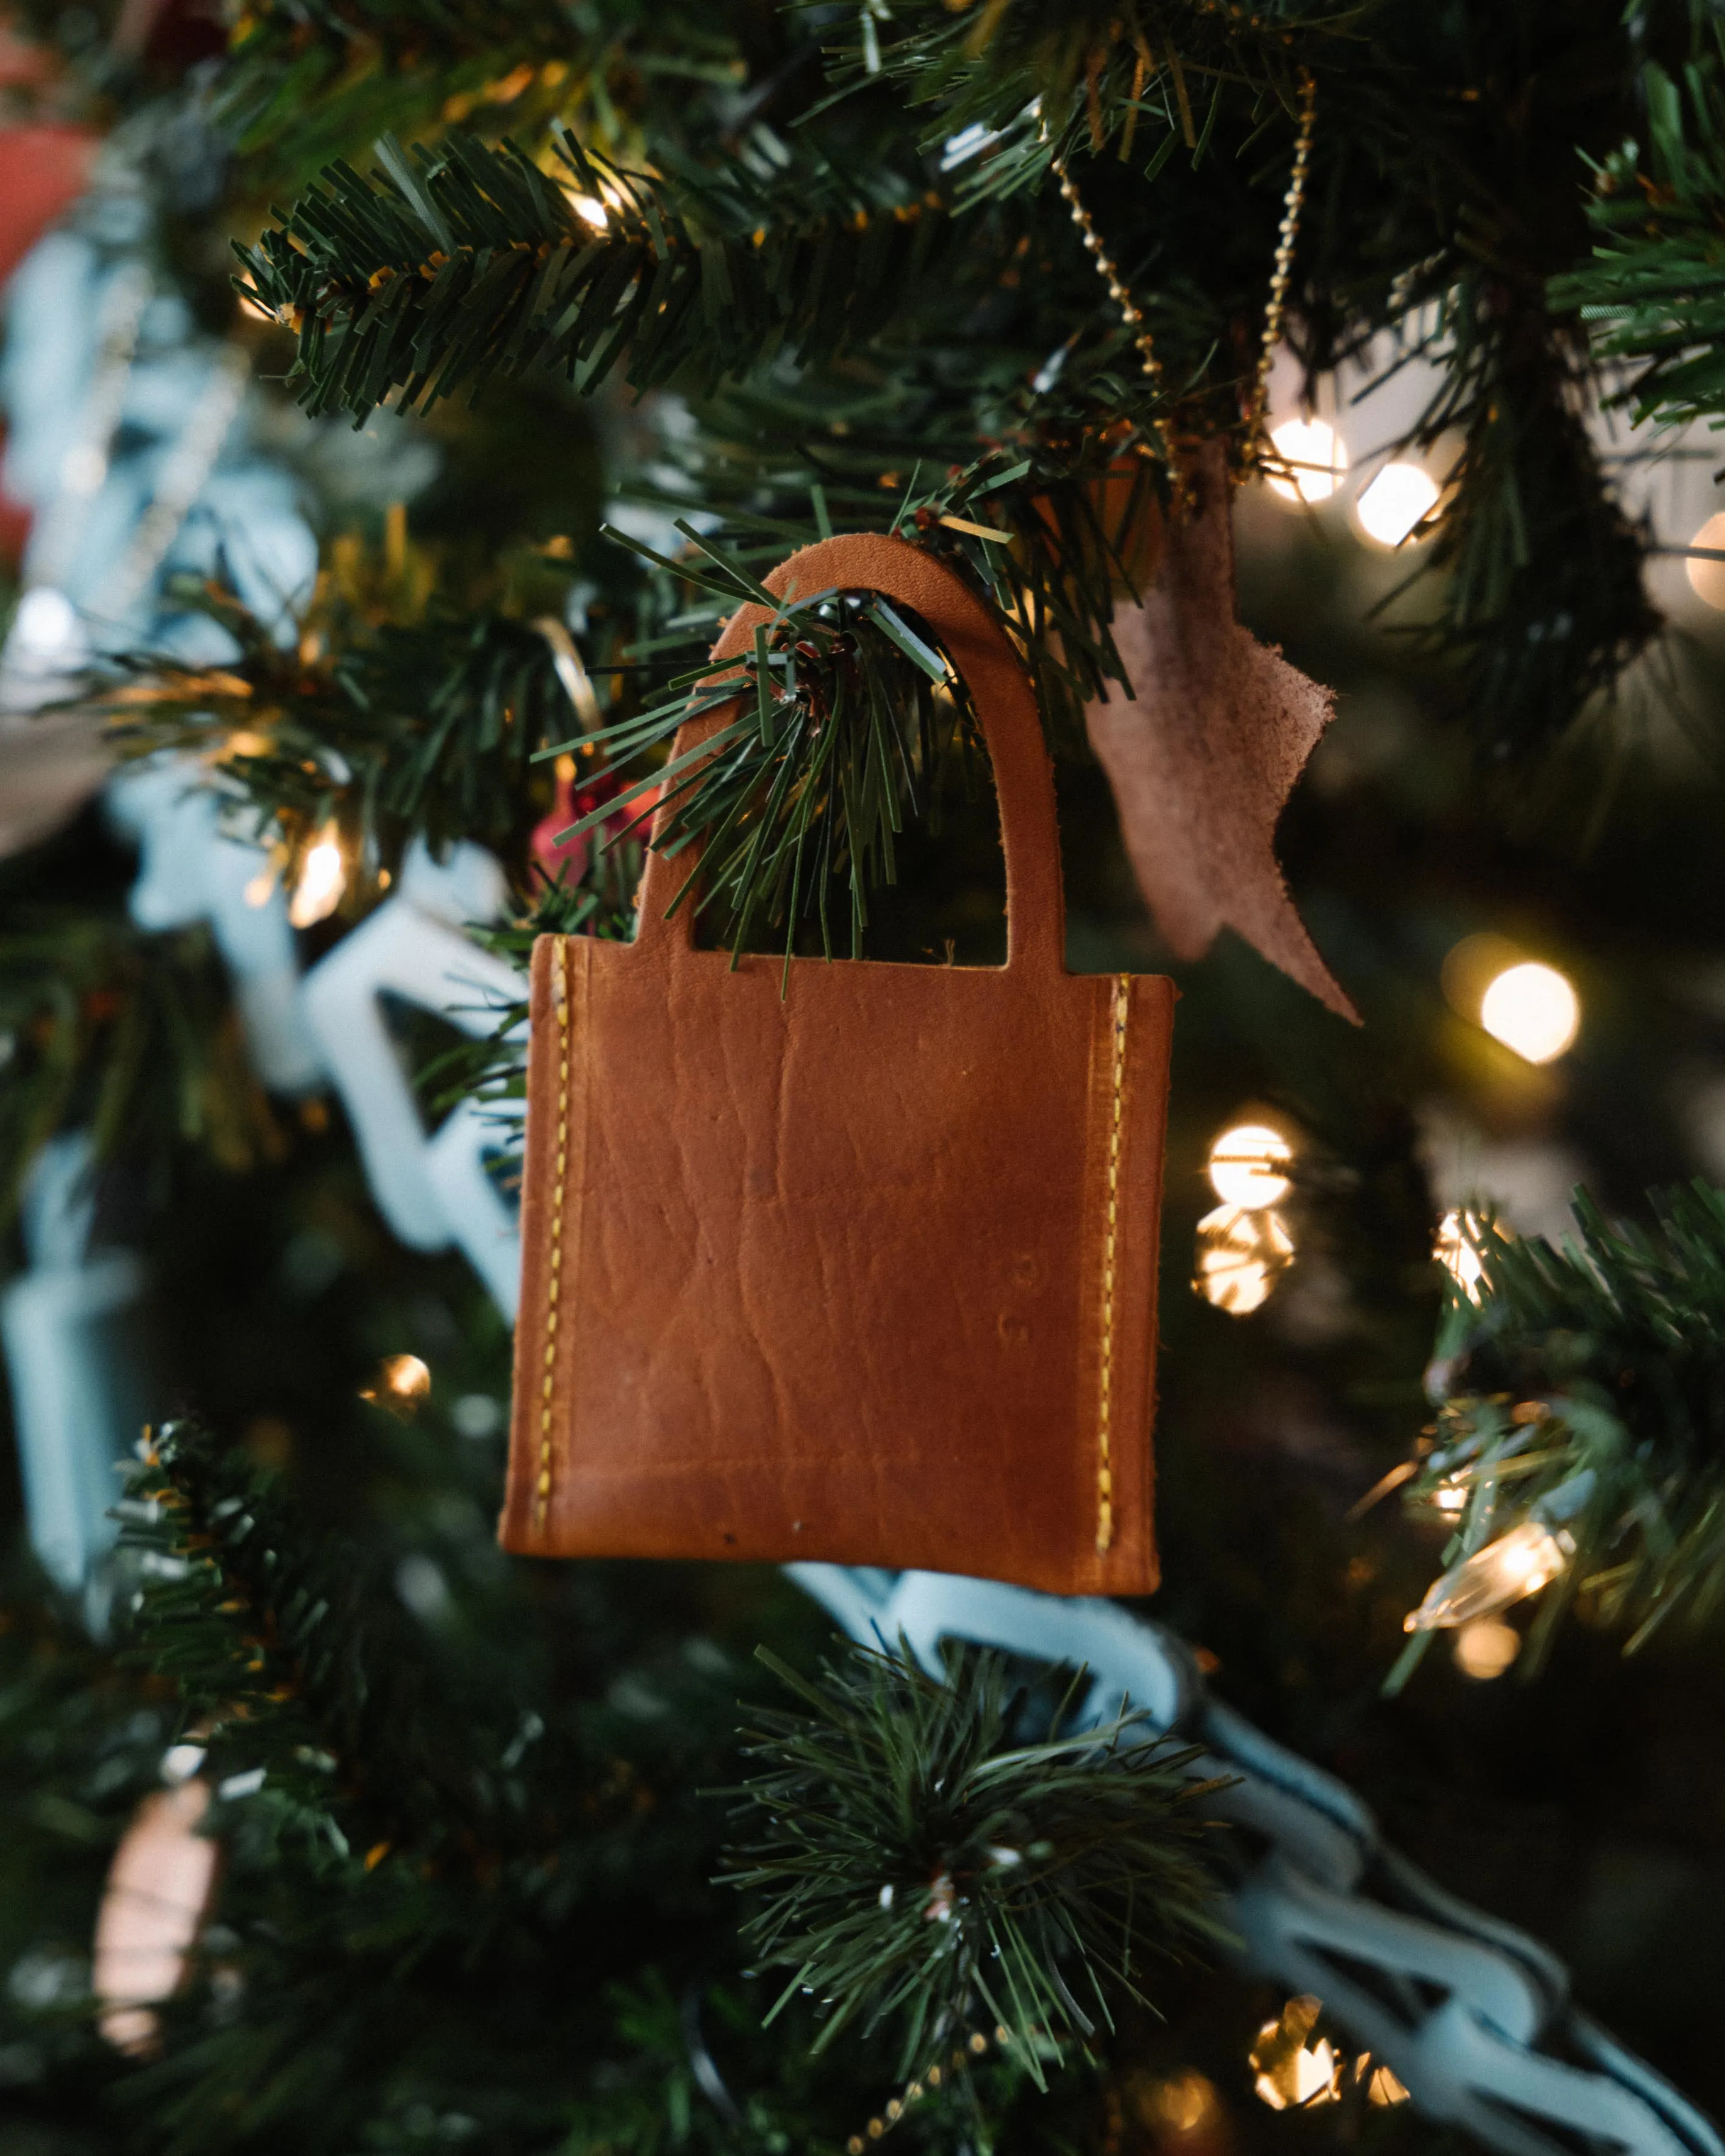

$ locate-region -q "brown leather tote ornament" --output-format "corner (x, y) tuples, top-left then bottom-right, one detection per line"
(500, 532), (1174, 1594)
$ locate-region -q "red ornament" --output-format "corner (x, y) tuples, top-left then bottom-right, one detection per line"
(530, 758), (657, 888)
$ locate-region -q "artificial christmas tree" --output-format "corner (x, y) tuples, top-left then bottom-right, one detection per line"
(4, 4), (1725, 2153)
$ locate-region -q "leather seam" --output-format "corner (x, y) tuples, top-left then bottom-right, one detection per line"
(536, 940), (572, 1533)
(1097, 974), (1128, 1553)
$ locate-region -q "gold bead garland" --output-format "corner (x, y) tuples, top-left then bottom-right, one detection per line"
(844, 2026), (1008, 2152)
(1044, 66), (1318, 482)
(1044, 139), (1178, 471)
(1251, 67), (1318, 443)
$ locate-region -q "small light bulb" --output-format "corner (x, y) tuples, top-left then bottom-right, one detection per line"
(1434, 1209), (1488, 1298)
(1453, 1616), (1520, 1681)
(1354, 461), (1440, 547)
(1404, 1519), (1570, 1633)
(1479, 960), (1580, 1064)
(1366, 2063), (1410, 2106)
(1195, 1203), (1294, 1315)
(1250, 2000), (1341, 2111)
(1686, 510), (1725, 611)
(362, 1354), (431, 1419)
(566, 192), (609, 229)
(289, 833), (347, 928)
(1148, 2073), (1221, 2135)
(12, 586), (82, 660)
(1433, 1481), (1468, 1514)
(1266, 418), (1347, 504)
(1207, 1122), (1293, 1207)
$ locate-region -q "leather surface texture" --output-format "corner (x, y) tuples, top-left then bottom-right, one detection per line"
(501, 532), (1175, 1595)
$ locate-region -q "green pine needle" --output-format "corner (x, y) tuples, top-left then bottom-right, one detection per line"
(548, 562), (984, 965)
(1394, 1183), (1725, 1683)
(722, 1640), (1233, 2086)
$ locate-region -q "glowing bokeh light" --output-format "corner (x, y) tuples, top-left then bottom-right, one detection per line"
(1479, 960), (1580, 1064)
(1194, 1203), (1294, 1316)
(1434, 1209), (1487, 1298)
(1266, 418), (1347, 504)
(370, 1353), (431, 1408)
(1354, 460), (1440, 547)
(289, 834), (347, 929)
(1207, 1122), (1293, 1208)
(1685, 510), (1725, 611)
(1453, 1616), (1521, 1681)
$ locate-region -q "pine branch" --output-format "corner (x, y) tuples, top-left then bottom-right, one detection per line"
(835, 0), (1343, 187)
(0, 886), (284, 1220)
(1392, 1183), (1725, 1679)
(1553, 41), (1725, 429)
(215, 0), (755, 186)
(94, 544), (579, 886)
(239, 126), (953, 422)
(1382, 278), (1660, 753)
(724, 1640), (1230, 2086)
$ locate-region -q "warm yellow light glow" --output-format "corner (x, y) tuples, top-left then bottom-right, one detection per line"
(1207, 1122), (1293, 1208)
(1195, 1203), (1294, 1316)
(1433, 1481), (1468, 1514)
(243, 866), (278, 909)
(1404, 1519), (1570, 1633)
(1686, 510), (1725, 610)
(1479, 961), (1580, 1064)
(1266, 418), (1347, 504)
(1250, 1997), (1341, 2111)
(1250, 2000), (1341, 2111)
(1253, 2041), (1339, 2111)
(380, 1354), (430, 1402)
(289, 834), (347, 929)
(1453, 1616), (1521, 1681)
(567, 192), (610, 229)
(1354, 461), (1440, 548)
(1365, 2063), (1411, 2107)
(1434, 1209), (1487, 1298)
(1145, 2072), (1222, 2135)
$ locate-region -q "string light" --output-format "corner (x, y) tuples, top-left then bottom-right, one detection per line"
(1453, 1616), (1521, 1680)
(1250, 1996), (1341, 2110)
(1143, 2072), (1222, 2135)
(1265, 418), (1347, 504)
(1479, 959), (1580, 1064)
(12, 585), (81, 660)
(1685, 510), (1725, 610)
(362, 1353), (431, 1416)
(1354, 461), (1440, 547)
(1434, 1209), (1487, 1298)
(1197, 1122), (1296, 1314)
(1207, 1122), (1293, 1207)
(565, 192), (611, 229)
(289, 829), (347, 928)
(1403, 1519), (1570, 1633)
(1195, 1204), (1294, 1315)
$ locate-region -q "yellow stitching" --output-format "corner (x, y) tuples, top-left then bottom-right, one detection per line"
(535, 943), (573, 1531)
(1097, 975), (1129, 1554)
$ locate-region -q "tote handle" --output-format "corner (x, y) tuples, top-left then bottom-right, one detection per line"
(632, 532), (1066, 975)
